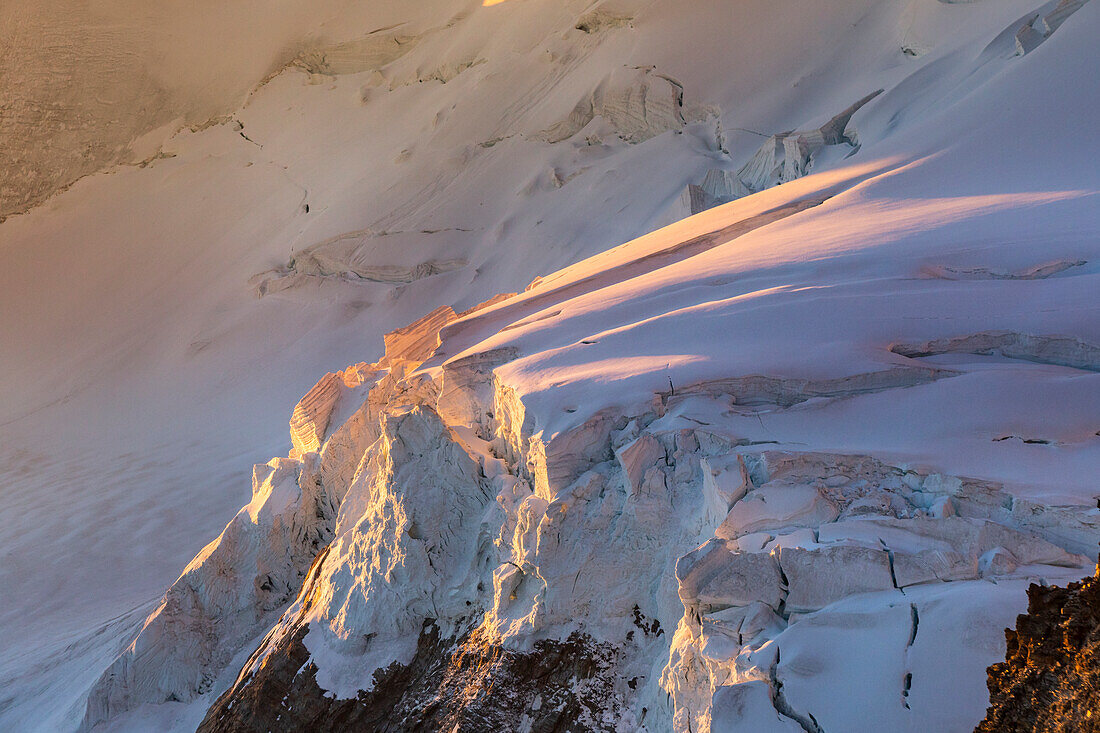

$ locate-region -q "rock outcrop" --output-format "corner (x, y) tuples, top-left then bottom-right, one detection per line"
(11, 0), (1100, 730)
(976, 569), (1100, 733)
(80, 315), (443, 729)
(660, 451), (1091, 733)
(198, 620), (627, 732)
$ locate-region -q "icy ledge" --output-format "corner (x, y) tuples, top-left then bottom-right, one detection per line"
(83, 291), (1099, 731)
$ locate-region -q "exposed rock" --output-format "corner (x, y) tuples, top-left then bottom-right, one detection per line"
(16, 1), (1100, 730)
(662, 450), (1096, 733)
(83, 302), (1100, 733)
(82, 307), (454, 728)
(280, 405), (495, 699)
(198, 620), (630, 733)
(976, 568), (1100, 733)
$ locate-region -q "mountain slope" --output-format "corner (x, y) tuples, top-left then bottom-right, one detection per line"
(2, 0), (1098, 731)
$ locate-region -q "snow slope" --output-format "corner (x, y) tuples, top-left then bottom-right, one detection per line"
(2, 0), (1098, 731)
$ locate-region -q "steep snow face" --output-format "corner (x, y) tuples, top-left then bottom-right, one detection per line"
(4, 0), (1100, 730)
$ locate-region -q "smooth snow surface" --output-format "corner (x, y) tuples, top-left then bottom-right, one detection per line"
(1, 0), (1098, 731)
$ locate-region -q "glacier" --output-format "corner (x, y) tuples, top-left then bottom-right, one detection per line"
(1, 0), (1099, 731)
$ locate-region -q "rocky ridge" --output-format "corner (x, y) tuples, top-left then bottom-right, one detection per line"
(977, 567), (1100, 733)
